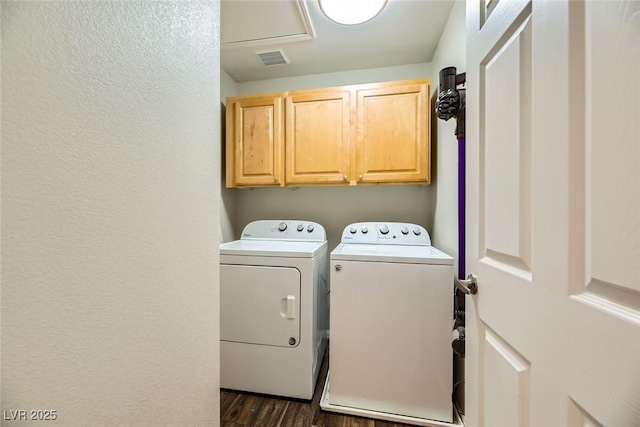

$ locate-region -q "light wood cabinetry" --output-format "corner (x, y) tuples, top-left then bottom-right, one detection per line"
(225, 94), (284, 187)
(356, 82), (429, 184)
(285, 89), (351, 185)
(225, 79), (430, 188)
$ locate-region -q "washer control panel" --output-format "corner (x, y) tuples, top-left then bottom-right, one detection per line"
(241, 220), (326, 242)
(341, 222), (431, 245)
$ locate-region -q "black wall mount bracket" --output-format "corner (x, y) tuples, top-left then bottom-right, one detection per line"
(435, 67), (466, 139)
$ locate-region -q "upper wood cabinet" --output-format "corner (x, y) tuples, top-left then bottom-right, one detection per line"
(356, 82), (430, 184)
(285, 89), (351, 185)
(225, 79), (430, 188)
(225, 94), (284, 187)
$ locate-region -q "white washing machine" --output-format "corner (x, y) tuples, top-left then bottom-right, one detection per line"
(321, 222), (457, 426)
(220, 220), (328, 400)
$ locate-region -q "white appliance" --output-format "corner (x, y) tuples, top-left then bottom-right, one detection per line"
(220, 220), (328, 400)
(321, 222), (457, 426)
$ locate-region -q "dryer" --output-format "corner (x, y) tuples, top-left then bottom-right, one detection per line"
(321, 222), (457, 426)
(220, 220), (328, 399)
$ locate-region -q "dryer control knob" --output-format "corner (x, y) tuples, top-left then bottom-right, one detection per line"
(297, 224), (304, 232)
(380, 225), (389, 235)
(401, 226), (409, 235)
(361, 226), (369, 234)
(307, 224), (315, 232)
(278, 222), (288, 232)
(413, 227), (422, 236)
(349, 226), (357, 234)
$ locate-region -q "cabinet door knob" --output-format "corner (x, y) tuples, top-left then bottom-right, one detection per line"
(274, 176), (279, 183)
(358, 175), (363, 181)
(343, 175), (348, 181)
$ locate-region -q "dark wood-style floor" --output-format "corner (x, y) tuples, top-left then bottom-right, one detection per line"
(220, 348), (418, 427)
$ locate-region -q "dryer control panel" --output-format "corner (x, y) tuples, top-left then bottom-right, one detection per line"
(340, 222), (431, 246)
(241, 220), (326, 242)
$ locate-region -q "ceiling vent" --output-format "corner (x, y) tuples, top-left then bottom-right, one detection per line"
(256, 49), (291, 66)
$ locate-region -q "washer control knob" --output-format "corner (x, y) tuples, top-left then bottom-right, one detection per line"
(297, 224), (304, 232)
(401, 226), (409, 235)
(361, 226), (368, 234)
(307, 224), (315, 233)
(278, 222), (287, 232)
(413, 227), (422, 236)
(349, 226), (357, 234)
(379, 225), (389, 235)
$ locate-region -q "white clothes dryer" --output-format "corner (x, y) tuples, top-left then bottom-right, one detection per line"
(220, 220), (328, 400)
(321, 222), (457, 426)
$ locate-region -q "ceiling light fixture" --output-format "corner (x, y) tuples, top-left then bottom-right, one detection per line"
(319, 0), (388, 26)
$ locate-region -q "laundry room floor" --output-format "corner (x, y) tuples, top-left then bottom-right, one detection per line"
(220, 347), (421, 427)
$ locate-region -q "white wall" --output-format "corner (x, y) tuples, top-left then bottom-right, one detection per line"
(220, 69), (238, 242)
(428, 0), (467, 416)
(238, 62), (432, 94)
(235, 185), (435, 251)
(1, 2), (220, 425)
(233, 63), (435, 250)
(430, 0), (467, 275)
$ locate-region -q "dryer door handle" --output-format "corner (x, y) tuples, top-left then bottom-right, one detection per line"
(286, 295), (296, 319)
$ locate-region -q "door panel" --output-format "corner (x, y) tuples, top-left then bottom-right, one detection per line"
(467, 1), (640, 426)
(482, 15), (532, 274)
(480, 0), (501, 27)
(229, 95), (283, 186)
(568, 400), (602, 427)
(568, 0), (640, 300)
(220, 265), (300, 348)
(356, 83), (430, 183)
(285, 90), (351, 184)
(483, 329), (530, 427)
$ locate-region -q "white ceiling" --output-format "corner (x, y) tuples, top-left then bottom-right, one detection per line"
(221, 0), (456, 82)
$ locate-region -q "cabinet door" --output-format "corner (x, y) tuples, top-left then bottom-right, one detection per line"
(285, 90), (351, 185)
(226, 95), (284, 187)
(356, 82), (430, 184)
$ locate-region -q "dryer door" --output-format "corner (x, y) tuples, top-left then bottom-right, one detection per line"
(221, 265), (300, 348)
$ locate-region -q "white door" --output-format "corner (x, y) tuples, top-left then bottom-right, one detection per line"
(220, 265), (300, 347)
(466, 1), (640, 426)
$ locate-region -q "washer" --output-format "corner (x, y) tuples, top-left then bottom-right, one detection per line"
(321, 222), (456, 426)
(220, 220), (328, 400)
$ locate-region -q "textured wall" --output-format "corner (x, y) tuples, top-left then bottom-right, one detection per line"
(220, 69), (238, 242)
(1, 2), (220, 425)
